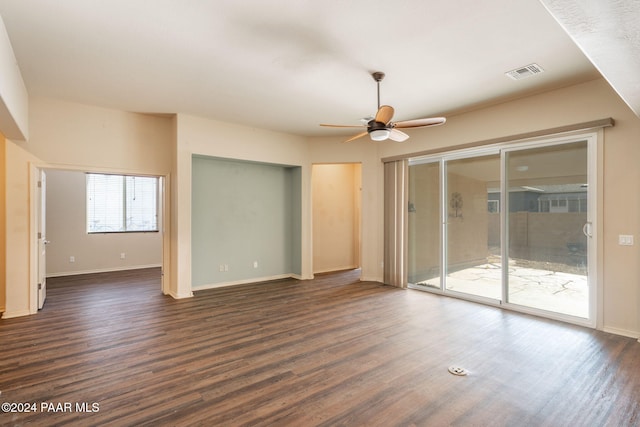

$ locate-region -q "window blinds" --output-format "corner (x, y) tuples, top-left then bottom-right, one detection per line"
(87, 173), (158, 233)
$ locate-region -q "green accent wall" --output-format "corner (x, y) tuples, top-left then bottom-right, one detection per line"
(191, 155), (302, 287)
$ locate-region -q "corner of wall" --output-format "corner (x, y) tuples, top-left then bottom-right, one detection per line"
(0, 16), (29, 141)
(0, 132), (5, 313)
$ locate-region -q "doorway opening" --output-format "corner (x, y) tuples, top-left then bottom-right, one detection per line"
(312, 163), (362, 275)
(31, 166), (168, 313)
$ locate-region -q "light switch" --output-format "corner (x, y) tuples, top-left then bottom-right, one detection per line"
(618, 235), (634, 246)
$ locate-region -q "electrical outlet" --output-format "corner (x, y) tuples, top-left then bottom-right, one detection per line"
(219, 264), (224, 272)
(120, 252), (126, 259)
(69, 256), (75, 263)
(224, 264), (229, 272)
(253, 261), (258, 268)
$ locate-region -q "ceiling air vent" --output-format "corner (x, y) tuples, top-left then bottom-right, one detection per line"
(505, 63), (544, 80)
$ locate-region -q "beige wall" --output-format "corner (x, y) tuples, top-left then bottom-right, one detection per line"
(27, 97), (173, 173)
(0, 133), (5, 312)
(312, 163), (361, 273)
(308, 139), (383, 282)
(4, 139), (41, 316)
(2, 97), (173, 318)
(45, 169), (162, 276)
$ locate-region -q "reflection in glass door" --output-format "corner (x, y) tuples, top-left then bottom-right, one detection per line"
(408, 153), (502, 300)
(505, 141), (589, 318)
(408, 161), (441, 289)
(445, 154), (501, 300)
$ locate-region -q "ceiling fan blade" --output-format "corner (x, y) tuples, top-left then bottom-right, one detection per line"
(320, 123), (365, 128)
(344, 132), (368, 143)
(393, 117), (446, 128)
(389, 129), (409, 142)
(374, 105), (394, 125)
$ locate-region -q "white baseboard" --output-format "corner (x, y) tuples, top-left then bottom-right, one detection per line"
(46, 264), (162, 278)
(193, 274), (294, 291)
(313, 265), (359, 275)
(2, 308), (33, 319)
(167, 290), (194, 299)
(602, 326), (640, 340)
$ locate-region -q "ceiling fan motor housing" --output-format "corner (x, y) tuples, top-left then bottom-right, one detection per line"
(367, 120), (391, 141)
(367, 120), (388, 132)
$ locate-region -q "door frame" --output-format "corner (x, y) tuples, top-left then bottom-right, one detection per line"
(29, 163), (171, 314)
(36, 168), (47, 309)
(29, 165), (40, 313)
(311, 163), (363, 276)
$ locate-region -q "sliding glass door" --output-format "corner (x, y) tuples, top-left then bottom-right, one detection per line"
(408, 135), (596, 325)
(504, 141), (590, 318)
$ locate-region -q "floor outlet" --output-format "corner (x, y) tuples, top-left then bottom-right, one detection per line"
(448, 366), (468, 376)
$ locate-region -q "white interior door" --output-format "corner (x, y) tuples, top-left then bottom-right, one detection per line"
(37, 169), (48, 309)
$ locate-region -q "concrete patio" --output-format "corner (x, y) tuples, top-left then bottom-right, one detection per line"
(413, 260), (589, 318)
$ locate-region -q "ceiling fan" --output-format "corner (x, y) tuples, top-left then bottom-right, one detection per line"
(320, 71), (446, 143)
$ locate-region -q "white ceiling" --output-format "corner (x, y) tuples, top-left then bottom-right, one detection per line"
(0, 1), (623, 137)
(539, 0), (640, 117)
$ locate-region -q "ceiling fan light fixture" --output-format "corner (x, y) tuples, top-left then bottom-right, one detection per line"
(369, 129), (390, 141)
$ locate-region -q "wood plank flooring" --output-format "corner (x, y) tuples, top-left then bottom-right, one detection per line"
(1, 268), (639, 426)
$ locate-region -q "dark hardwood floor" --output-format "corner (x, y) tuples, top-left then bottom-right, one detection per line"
(1, 268), (639, 426)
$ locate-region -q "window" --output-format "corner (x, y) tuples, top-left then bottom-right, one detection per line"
(87, 173), (158, 233)
(550, 198), (568, 213)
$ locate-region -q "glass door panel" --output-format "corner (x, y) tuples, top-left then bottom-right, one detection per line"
(408, 161), (441, 289)
(445, 154), (501, 300)
(505, 141), (589, 318)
